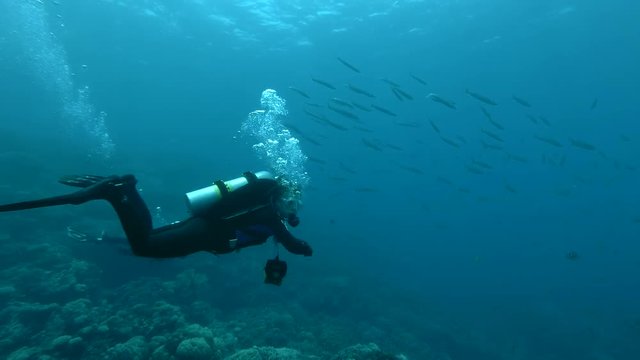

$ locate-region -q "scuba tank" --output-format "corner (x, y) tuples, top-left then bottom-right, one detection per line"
(185, 171), (276, 218)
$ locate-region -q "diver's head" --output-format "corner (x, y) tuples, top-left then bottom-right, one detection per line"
(271, 177), (302, 226)
(287, 213), (300, 227)
(273, 194), (302, 227)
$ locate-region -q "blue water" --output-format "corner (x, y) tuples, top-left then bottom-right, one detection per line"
(1, 0), (639, 359)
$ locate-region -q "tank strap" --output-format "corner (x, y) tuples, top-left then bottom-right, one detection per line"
(214, 180), (229, 196)
(243, 171), (258, 183)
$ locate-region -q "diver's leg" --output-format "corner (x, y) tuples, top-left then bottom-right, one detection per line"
(61, 175), (222, 258)
(133, 217), (218, 258)
(60, 175), (153, 253)
(106, 180), (153, 250)
(74, 218), (219, 258)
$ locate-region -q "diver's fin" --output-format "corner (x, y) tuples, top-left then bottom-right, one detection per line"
(0, 175), (106, 212)
(0, 193), (83, 212)
(0, 175), (136, 213)
(59, 175), (109, 188)
(61, 174), (137, 203)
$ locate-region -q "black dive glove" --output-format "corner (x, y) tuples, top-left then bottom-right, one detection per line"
(294, 239), (313, 257)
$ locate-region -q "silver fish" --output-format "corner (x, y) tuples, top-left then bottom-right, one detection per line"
(429, 120), (440, 134)
(512, 95), (531, 107)
(427, 93), (456, 109)
(569, 138), (596, 151)
(351, 101), (372, 112)
(481, 128), (504, 142)
(393, 87), (413, 100)
(466, 89), (497, 106)
(534, 135), (563, 148)
(410, 74), (427, 86)
(311, 77), (336, 90)
(330, 97), (354, 108)
(288, 86), (310, 99)
(337, 57), (360, 73)
(347, 84), (375, 98)
(370, 104), (397, 117)
(327, 103), (359, 120)
(439, 136), (460, 148)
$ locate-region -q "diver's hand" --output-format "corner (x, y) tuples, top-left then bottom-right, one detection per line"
(296, 240), (313, 257)
(282, 237), (313, 256)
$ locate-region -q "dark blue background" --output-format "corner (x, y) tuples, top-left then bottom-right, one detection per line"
(1, 0), (639, 358)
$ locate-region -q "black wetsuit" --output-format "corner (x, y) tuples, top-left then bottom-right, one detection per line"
(117, 186), (311, 257)
(0, 174), (313, 259)
(105, 176), (312, 258)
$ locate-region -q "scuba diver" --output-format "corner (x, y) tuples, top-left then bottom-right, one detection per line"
(0, 171), (312, 285)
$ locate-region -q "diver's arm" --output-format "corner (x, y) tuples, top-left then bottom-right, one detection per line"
(270, 219), (312, 256)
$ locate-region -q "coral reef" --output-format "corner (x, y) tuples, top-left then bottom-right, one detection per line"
(330, 343), (406, 360)
(175, 337), (214, 360)
(0, 233), (427, 360)
(225, 346), (309, 360)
